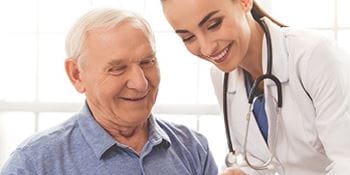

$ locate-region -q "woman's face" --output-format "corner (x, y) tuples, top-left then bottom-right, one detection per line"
(162, 0), (253, 72)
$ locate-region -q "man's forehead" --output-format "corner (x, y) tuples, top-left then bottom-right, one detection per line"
(87, 21), (147, 39)
(86, 25), (150, 49)
(83, 20), (155, 64)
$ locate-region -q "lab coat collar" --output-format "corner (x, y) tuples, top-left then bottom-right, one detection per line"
(224, 18), (290, 160)
(227, 18), (289, 93)
(261, 17), (289, 86)
(226, 69), (273, 160)
(227, 69), (240, 93)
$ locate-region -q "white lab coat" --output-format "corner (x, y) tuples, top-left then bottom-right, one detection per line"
(211, 18), (350, 175)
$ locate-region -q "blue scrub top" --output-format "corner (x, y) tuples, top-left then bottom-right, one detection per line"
(244, 71), (269, 143)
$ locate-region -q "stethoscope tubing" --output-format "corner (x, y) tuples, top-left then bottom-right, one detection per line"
(223, 18), (283, 170)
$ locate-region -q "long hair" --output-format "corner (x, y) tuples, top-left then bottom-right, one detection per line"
(251, 1), (287, 27)
(160, 0), (286, 27)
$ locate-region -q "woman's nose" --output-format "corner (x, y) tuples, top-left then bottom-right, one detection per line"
(199, 37), (218, 58)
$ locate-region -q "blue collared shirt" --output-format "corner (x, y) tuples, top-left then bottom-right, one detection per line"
(1, 104), (218, 175)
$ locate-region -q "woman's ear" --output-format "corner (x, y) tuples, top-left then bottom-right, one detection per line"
(239, 0), (254, 12)
(64, 58), (85, 93)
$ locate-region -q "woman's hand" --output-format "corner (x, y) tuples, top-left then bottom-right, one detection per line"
(219, 167), (247, 175)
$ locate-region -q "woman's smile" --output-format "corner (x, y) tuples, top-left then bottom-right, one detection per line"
(208, 42), (234, 64)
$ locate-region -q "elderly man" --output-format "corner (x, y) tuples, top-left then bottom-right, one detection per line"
(1, 8), (218, 175)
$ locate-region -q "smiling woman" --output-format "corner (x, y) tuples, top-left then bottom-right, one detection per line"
(160, 0), (350, 175)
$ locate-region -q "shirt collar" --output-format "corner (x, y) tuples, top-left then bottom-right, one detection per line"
(77, 103), (117, 160)
(77, 103), (171, 159)
(148, 114), (171, 147)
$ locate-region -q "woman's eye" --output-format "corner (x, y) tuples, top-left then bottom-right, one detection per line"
(182, 35), (195, 42)
(208, 19), (222, 30)
(140, 58), (156, 68)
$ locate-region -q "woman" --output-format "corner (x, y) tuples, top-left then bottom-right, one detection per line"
(160, 0), (350, 174)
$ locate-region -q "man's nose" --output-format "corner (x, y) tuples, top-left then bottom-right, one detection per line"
(126, 66), (149, 92)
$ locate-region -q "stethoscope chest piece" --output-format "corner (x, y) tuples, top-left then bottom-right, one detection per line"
(225, 152), (236, 167)
(225, 152), (247, 168)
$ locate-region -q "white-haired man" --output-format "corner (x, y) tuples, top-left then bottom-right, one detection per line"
(1, 8), (218, 175)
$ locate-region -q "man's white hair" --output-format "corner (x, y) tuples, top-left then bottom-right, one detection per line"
(65, 8), (155, 67)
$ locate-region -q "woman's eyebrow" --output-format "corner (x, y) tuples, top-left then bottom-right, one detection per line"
(175, 29), (189, 33)
(198, 10), (219, 27)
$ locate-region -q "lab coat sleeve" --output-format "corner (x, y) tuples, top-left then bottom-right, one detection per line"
(304, 40), (350, 174)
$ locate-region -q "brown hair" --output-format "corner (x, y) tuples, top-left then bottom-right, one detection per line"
(161, 0), (287, 27)
(251, 1), (287, 27)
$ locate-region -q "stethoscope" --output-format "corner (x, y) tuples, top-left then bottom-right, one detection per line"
(224, 19), (283, 170)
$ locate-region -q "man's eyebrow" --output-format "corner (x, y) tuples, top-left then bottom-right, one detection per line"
(105, 53), (156, 68)
(141, 53), (156, 60)
(198, 10), (220, 27)
(104, 59), (124, 70)
(108, 59), (123, 65)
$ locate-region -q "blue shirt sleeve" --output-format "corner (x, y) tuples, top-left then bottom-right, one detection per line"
(1, 149), (38, 175)
(203, 142), (219, 175)
(192, 132), (218, 175)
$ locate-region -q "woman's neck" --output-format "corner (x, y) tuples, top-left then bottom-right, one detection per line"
(240, 18), (265, 81)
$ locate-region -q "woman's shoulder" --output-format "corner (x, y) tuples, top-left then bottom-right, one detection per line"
(281, 27), (349, 74)
(284, 27), (349, 63)
(283, 27), (334, 55)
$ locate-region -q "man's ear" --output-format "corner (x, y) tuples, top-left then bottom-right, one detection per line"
(65, 58), (85, 93)
(239, 0), (254, 12)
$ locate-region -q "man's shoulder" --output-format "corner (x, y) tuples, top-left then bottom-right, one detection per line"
(16, 114), (80, 154)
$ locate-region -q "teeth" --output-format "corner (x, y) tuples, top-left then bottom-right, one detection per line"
(210, 47), (228, 61)
(122, 96), (146, 101)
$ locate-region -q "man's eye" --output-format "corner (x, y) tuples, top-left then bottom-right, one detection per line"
(108, 66), (127, 75)
(140, 58), (156, 68)
(208, 19), (222, 30)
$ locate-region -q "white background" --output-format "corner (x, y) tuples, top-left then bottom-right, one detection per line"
(1, 0), (350, 170)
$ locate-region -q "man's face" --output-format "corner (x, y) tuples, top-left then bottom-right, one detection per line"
(80, 21), (160, 126)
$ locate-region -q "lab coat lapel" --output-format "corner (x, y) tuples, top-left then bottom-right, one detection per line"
(261, 18), (289, 86)
(265, 88), (279, 150)
(227, 69), (273, 162)
(261, 18), (289, 150)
